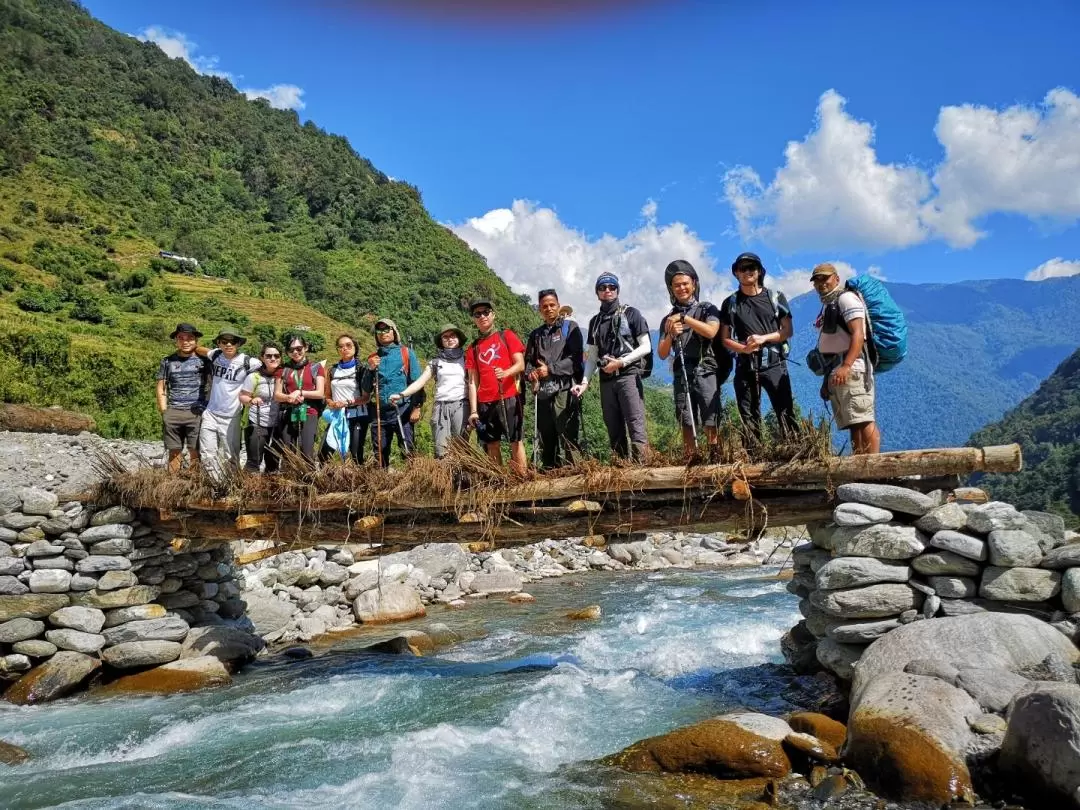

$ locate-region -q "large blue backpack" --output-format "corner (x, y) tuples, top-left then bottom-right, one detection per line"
(843, 275), (907, 372)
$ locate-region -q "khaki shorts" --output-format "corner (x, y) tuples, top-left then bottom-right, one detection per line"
(162, 406), (202, 451)
(829, 369), (875, 429)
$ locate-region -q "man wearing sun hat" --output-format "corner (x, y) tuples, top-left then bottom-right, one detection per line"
(156, 322), (212, 472)
(196, 325), (262, 478)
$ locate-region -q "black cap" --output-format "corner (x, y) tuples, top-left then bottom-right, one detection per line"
(170, 323), (202, 339)
(469, 298), (493, 313)
(731, 252), (764, 271)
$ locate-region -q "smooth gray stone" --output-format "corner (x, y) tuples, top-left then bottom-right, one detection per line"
(103, 604), (167, 628)
(48, 606), (106, 634)
(102, 616), (190, 645)
(159, 591), (200, 610)
(1040, 544), (1080, 570)
(24, 540), (64, 558)
(1062, 569), (1080, 614)
(78, 524), (134, 543)
(927, 576), (977, 599)
(63, 549), (89, 561)
(0, 527), (18, 543)
(69, 574), (99, 592)
(816, 637), (866, 680)
(0, 489), (21, 517)
(12, 639), (57, 658)
(915, 503), (969, 534)
(912, 550), (982, 577)
(97, 570), (139, 591)
(0, 617), (45, 643)
(966, 501), (1028, 534)
(988, 529), (1044, 568)
(28, 569), (72, 594)
(31, 556), (74, 571)
(17, 527), (46, 544)
(19, 488), (58, 516)
(835, 483), (936, 516)
(76, 556), (132, 574)
(792, 543), (832, 573)
(826, 618), (901, 644)
(89, 506), (135, 526)
(981, 567), (1061, 602)
(815, 557), (911, 590)
(809, 523), (835, 551)
(1022, 511), (1066, 548)
(930, 530), (987, 561)
(101, 640), (182, 669)
(908, 579), (935, 596)
(0, 653), (32, 673)
(810, 582), (921, 619)
(0, 575), (28, 595)
(88, 538), (133, 556)
(45, 628), (106, 654)
(923, 593), (942, 618)
(0, 514), (46, 531)
(833, 502), (894, 527)
(4, 651), (98, 702)
(0, 557), (23, 577)
(999, 683), (1080, 804)
(829, 523), (927, 560)
(39, 516), (72, 535)
(0, 593), (70, 621)
(904, 658), (959, 682)
(955, 667), (1030, 713)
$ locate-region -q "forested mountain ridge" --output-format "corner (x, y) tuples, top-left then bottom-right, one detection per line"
(0, 0), (538, 436)
(968, 347), (1080, 527)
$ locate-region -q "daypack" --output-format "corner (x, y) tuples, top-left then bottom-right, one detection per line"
(719, 287), (789, 381)
(612, 306), (653, 379)
(667, 302), (731, 385)
(832, 275), (908, 372)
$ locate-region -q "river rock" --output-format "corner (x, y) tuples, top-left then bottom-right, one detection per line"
(604, 712), (792, 779)
(1022, 511), (1066, 548)
(470, 571), (523, 595)
(836, 483), (936, 516)
(25, 540), (65, 558)
(71, 585), (160, 609)
(911, 550), (981, 577)
(0, 576), (27, 596)
(12, 639), (57, 658)
(914, 503), (968, 534)
(999, 683), (1080, 808)
(17, 526), (45, 544)
(39, 516), (72, 535)
(3, 651), (100, 705)
(816, 637), (865, 680)
(929, 530), (987, 561)
(103, 604), (167, 628)
(243, 591), (297, 637)
(31, 556), (73, 571)
(96, 571), (139, 592)
(101, 640), (182, 669)
(829, 523), (926, 560)
(102, 616), (190, 645)
(44, 628), (106, 654)
(987, 529), (1044, 568)
(954, 666), (1029, 713)
(78, 524), (134, 543)
(0, 593), (69, 621)
(964, 501), (1028, 534)
(273, 552), (308, 587)
(0, 617), (44, 643)
(833, 503), (893, 526)
(980, 567), (1061, 602)
(810, 583), (921, 619)
(846, 672), (978, 805)
(814, 558), (910, 590)
(826, 618), (901, 644)
(159, 591), (199, 610)
(0, 557), (23, 577)
(317, 561), (348, 587)
(19, 488), (58, 516)
(1039, 544), (1080, 570)
(69, 574), (98, 592)
(179, 626), (264, 668)
(49, 606), (105, 634)
(89, 506), (135, 526)
(28, 569), (71, 594)
(787, 712), (847, 751)
(97, 656), (231, 696)
(1062, 569), (1080, 614)
(88, 538), (133, 556)
(926, 576), (977, 599)
(409, 543), (470, 581)
(352, 582), (425, 624)
(0, 514), (45, 531)
(76, 556), (131, 574)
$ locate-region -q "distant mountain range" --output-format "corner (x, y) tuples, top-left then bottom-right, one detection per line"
(652, 276), (1080, 451)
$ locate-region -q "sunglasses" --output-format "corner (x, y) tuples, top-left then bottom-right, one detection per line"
(288, 345), (305, 353)
(217, 338), (238, 345)
(811, 276), (831, 284)
(374, 326), (394, 333)
(596, 284), (618, 292)
(263, 353), (281, 360)
(337, 343), (355, 349)
(735, 266), (759, 274)
(471, 309), (493, 318)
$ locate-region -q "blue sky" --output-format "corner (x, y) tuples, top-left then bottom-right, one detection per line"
(84, 0), (1080, 322)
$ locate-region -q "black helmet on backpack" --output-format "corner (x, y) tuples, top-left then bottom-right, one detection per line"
(731, 252), (766, 279)
(664, 259), (699, 304)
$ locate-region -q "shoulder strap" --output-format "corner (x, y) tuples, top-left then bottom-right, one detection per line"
(766, 288), (781, 321)
(243, 354), (254, 373)
(561, 319), (570, 341)
(400, 345), (412, 382)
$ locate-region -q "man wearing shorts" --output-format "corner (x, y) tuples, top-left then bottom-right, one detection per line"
(155, 323), (211, 472)
(812, 263), (881, 454)
(466, 298), (527, 475)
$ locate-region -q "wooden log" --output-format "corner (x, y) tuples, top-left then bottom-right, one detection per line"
(171, 444), (1022, 513)
(0, 404), (96, 435)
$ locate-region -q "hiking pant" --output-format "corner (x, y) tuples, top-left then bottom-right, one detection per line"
(536, 388), (582, 469)
(280, 416), (319, 463)
(199, 410), (241, 478)
(432, 399), (468, 459)
(734, 360), (796, 443)
(374, 405), (414, 468)
(244, 423), (280, 473)
(673, 362), (720, 430)
(599, 373), (648, 460)
(318, 414), (371, 465)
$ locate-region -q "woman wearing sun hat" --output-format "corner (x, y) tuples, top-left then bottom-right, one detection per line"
(391, 323), (469, 459)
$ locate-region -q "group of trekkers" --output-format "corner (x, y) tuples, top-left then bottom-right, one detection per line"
(155, 252), (882, 478)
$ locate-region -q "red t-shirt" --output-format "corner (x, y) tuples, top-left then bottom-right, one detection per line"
(466, 329), (524, 403)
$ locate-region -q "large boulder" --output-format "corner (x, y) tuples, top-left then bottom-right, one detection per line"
(835, 483), (936, 516)
(965, 501), (1029, 534)
(833, 503), (893, 527)
(243, 591), (297, 637)
(911, 550), (982, 577)
(810, 583), (921, 619)
(987, 530), (1044, 568)
(469, 571), (523, 595)
(70, 585), (160, 609)
(0, 617), (45, 643)
(1023, 511), (1067, 548)
(929, 530), (987, 561)
(48, 606), (105, 634)
(914, 503), (969, 534)
(829, 524), (926, 560)
(979, 567), (1061, 602)
(179, 626), (264, 669)
(96, 656), (231, 696)
(998, 683), (1080, 808)
(408, 544), (470, 581)
(603, 712), (792, 779)
(814, 558), (910, 590)
(1040, 544), (1080, 570)
(0, 594), (69, 621)
(101, 640), (182, 669)
(102, 616), (190, 645)
(352, 582), (425, 624)
(3, 651), (100, 705)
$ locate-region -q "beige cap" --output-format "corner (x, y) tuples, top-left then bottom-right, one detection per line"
(810, 262), (838, 279)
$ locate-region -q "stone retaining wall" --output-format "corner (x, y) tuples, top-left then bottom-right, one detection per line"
(785, 482), (1079, 680)
(1, 487), (258, 702)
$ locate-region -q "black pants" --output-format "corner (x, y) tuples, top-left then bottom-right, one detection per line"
(280, 415), (319, 463)
(374, 407), (415, 468)
(244, 423), (280, 473)
(734, 360), (796, 442)
(599, 373), (648, 460)
(319, 414), (371, 465)
(535, 388), (582, 469)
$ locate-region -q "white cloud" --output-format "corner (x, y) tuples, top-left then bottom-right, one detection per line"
(723, 90), (931, 252)
(724, 87), (1080, 252)
(449, 200), (719, 326)
(244, 84), (306, 111)
(1026, 257), (1080, 281)
(924, 88), (1080, 247)
(136, 26), (305, 111)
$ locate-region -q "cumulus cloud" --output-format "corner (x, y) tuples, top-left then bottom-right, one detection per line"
(136, 26), (305, 111)
(449, 200), (719, 326)
(725, 87), (1080, 252)
(1026, 257), (1080, 281)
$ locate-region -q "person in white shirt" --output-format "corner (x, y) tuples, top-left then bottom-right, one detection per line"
(239, 343), (282, 472)
(321, 333), (370, 464)
(197, 325), (261, 478)
(812, 263), (880, 454)
(392, 324), (468, 459)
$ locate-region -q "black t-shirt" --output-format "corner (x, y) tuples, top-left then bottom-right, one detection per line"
(659, 301), (720, 363)
(724, 288), (791, 342)
(587, 305), (650, 375)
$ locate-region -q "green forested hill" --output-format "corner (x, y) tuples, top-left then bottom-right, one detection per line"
(0, 0), (544, 437)
(969, 348), (1080, 527)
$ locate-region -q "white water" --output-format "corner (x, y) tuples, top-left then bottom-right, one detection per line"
(0, 568), (808, 809)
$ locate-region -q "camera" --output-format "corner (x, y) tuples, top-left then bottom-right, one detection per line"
(598, 357), (611, 370)
(190, 404), (206, 416)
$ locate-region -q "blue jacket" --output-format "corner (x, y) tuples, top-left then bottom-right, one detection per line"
(363, 342), (420, 411)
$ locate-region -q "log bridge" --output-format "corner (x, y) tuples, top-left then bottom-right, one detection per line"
(134, 445), (1023, 564)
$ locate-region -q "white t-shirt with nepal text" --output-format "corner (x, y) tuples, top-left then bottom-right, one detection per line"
(207, 349), (262, 418)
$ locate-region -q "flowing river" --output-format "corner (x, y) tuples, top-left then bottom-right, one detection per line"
(0, 567), (820, 809)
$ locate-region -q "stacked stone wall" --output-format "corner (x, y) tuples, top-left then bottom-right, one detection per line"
(786, 482), (1079, 680)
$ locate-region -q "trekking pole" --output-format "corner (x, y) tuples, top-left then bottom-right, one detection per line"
(393, 402), (411, 458)
(532, 389), (540, 469)
(373, 373), (382, 464)
(674, 338), (698, 447)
